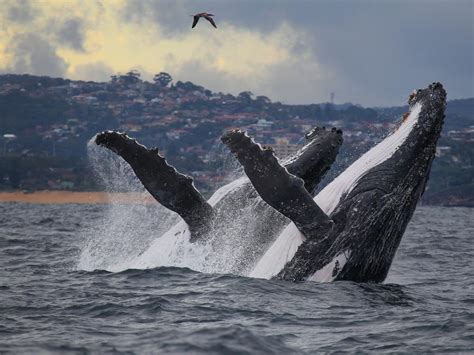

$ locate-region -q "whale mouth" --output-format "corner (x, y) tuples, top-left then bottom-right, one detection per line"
(408, 82), (446, 131)
(409, 82), (445, 105)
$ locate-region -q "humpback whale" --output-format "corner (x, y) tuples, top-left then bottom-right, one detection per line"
(227, 82), (446, 282)
(93, 82), (446, 283)
(95, 126), (343, 273)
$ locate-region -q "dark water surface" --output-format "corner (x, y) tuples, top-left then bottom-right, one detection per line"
(0, 203), (473, 353)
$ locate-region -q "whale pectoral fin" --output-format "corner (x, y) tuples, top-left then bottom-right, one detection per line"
(222, 130), (334, 238)
(95, 131), (213, 240)
(285, 127), (343, 194)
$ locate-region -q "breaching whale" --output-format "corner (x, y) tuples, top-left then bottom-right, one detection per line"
(227, 82), (446, 282)
(93, 82), (446, 283)
(95, 126), (343, 273)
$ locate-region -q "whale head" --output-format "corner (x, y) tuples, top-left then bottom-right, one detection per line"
(320, 82), (447, 282)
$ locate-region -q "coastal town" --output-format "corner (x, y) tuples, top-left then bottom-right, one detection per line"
(0, 73), (473, 205)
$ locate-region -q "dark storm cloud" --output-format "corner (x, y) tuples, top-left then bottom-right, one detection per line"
(56, 18), (86, 51)
(7, 0), (36, 23)
(121, 0), (279, 33)
(122, 0), (473, 105)
(120, 0), (186, 34)
(7, 33), (68, 77)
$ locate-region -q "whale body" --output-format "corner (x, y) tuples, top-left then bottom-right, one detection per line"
(233, 83), (446, 282)
(93, 82), (446, 283)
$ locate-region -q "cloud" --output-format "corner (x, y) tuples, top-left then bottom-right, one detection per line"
(6, 33), (68, 77)
(168, 26), (330, 104)
(71, 61), (114, 82)
(6, 0), (36, 23)
(120, 0), (281, 34)
(171, 56), (329, 105)
(0, 0), (471, 105)
(55, 18), (86, 51)
(120, 0), (187, 34)
(117, 0), (473, 105)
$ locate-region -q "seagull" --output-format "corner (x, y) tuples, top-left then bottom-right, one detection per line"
(191, 12), (217, 29)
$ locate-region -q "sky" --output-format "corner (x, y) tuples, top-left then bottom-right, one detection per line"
(0, 0), (472, 106)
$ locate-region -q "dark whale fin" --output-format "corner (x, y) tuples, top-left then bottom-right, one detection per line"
(222, 130), (334, 238)
(95, 131), (213, 241)
(285, 127), (343, 194)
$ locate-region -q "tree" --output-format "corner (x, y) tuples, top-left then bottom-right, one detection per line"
(110, 71), (141, 85)
(123, 70), (141, 84)
(256, 95), (271, 104)
(153, 72), (173, 87)
(238, 91), (254, 102)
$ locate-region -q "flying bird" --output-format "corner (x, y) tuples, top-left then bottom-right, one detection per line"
(192, 12), (217, 29)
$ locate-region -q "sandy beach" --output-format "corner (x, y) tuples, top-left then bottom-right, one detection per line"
(0, 191), (156, 204)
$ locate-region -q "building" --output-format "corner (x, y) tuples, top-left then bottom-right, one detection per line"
(447, 127), (474, 142)
(270, 137), (302, 158)
(436, 146), (452, 157)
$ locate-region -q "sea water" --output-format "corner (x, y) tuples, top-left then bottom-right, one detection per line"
(0, 202), (472, 353)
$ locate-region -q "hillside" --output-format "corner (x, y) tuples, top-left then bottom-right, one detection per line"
(0, 73), (472, 206)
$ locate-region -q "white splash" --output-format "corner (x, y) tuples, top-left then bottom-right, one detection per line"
(128, 176), (249, 273)
(78, 138), (179, 272)
(79, 140), (252, 273)
(249, 223), (303, 279)
(250, 103), (422, 279)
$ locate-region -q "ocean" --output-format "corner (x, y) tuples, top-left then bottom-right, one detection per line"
(0, 203), (473, 353)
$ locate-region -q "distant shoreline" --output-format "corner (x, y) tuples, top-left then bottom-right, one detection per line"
(0, 191), (156, 204)
(0, 190), (471, 207)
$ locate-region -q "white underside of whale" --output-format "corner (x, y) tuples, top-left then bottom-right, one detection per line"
(250, 103), (422, 280)
(308, 250), (351, 282)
